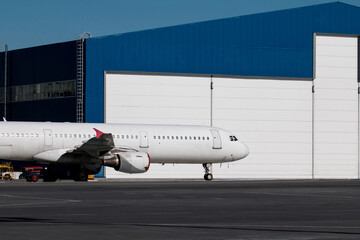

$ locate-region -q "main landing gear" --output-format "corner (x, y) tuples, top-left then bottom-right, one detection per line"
(71, 168), (89, 181)
(203, 163), (213, 181)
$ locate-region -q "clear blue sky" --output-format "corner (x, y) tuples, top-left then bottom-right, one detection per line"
(1, 0), (360, 50)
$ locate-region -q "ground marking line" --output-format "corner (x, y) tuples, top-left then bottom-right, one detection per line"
(0, 201), (77, 207)
(242, 191), (360, 199)
(0, 194), (81, 202)
(122, 223), (360, 230)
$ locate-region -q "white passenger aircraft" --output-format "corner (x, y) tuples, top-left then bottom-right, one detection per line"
(0, 121), (249, 181)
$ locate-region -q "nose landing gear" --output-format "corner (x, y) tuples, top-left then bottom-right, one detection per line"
(203, 163), (213, 181)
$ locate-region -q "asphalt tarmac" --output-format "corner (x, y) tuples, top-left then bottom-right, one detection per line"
(0, 179), (359, 240)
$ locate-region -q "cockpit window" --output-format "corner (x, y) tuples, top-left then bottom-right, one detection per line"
(229, 135), (238, 141)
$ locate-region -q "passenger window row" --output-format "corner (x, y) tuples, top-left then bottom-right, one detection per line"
(0, 133), (39, 138)
(54, 133), (95, 138)
(153, 135), (210, 141)
(53, 134), (139, 140)
(113, 135), (139, 140)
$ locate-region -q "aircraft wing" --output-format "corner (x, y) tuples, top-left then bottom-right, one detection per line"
(68, 131), (115, 158)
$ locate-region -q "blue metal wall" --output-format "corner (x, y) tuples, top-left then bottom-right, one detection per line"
(1, 41), (77, 122)
(86, 2), (360, 123)
(7, 98), (76, 122)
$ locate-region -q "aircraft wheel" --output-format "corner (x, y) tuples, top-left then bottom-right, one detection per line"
(78, 171), (88, 181)
(204, 173), (213, 181)
(73, 170), (88, 181)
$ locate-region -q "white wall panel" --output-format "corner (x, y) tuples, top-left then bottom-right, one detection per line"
(316, 56), (358, 68)
(316, 35), (357, 45)
(316, 67), (357, 79)
(105, 74), (210, 125)
(314, 35), (359, 178)
(212, 78), (313, 178)
(316, 46), (357, 58)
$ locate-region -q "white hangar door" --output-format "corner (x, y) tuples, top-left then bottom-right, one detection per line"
(212, 77), (313, 179)
(314, 35), (359, 178)
(104, 73), (210, 178)
(105, 73), (210, 125)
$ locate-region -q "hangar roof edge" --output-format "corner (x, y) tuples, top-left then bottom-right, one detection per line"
(91, 2), (359, 41)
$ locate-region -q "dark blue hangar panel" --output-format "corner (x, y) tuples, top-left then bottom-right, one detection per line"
(85, 2), (360, 123)
(0, 41), (77, 122)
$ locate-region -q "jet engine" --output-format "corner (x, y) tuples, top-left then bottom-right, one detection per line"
(103, 151), (150, 174)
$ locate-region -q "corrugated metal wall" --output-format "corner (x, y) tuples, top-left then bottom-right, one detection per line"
(86, 2), (360, 123)
(0, 41), (77, 121)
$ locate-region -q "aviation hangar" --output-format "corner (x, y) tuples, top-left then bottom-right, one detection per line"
(1, 2), (360, 179)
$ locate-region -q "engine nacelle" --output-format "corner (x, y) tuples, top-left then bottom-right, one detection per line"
(103, 152), (150, 174)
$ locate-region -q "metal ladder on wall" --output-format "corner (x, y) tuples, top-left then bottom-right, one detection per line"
(76, 32), (91, 123)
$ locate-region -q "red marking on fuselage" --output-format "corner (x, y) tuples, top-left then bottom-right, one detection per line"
(145, 153), (151, 171)
(93, 128), (104, 139)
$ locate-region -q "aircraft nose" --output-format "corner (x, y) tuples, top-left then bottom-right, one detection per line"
(242, 143), (249, 158)
(232, 142), (249, 160)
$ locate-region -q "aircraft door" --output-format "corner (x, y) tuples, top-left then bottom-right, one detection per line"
(43, 129), (53, 150)
(210, 129), (222, 149)
(139, 131), (149, 148)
